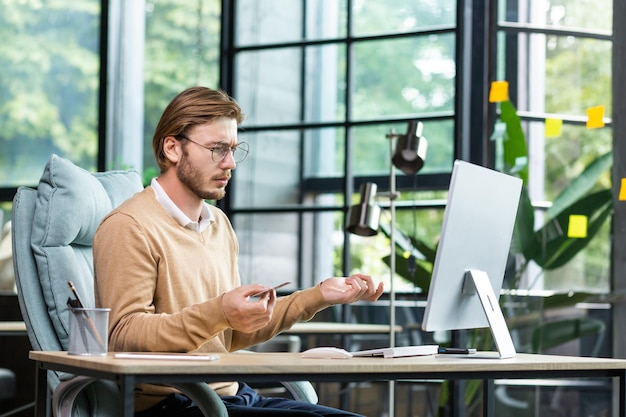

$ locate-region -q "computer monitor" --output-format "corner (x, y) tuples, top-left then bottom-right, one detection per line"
(421, 160), (523, 358)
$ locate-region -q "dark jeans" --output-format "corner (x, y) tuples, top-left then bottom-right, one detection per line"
(135, 383), (365, 417)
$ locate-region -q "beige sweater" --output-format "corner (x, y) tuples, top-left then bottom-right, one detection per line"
(93, 187), (330, 410)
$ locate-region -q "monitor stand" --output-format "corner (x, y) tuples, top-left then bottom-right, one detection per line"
(463, 269), (516, 359)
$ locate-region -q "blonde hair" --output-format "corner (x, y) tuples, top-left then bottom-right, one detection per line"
(152, 87), (244, 171)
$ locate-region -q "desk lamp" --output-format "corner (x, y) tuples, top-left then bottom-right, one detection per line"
(346, 182), (380, 237)
(391, 120), (428, 175)
(346, 120), (427, 417)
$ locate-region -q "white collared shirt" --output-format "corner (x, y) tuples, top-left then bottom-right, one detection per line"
(151, 178), (214, 232)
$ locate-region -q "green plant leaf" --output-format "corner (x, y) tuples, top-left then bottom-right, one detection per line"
(382, 252), (433, 293)
(530, 189), (613, 269)
(512, 186), (538, 260)
(547, 151), (612, 218)
(500, 100), (529, 183)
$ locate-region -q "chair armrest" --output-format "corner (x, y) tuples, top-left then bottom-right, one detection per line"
(52, 376), (227, 417)
(53, 376), (100, 417)
(169, 382), (228, 417)
(280, 380), (318, 404)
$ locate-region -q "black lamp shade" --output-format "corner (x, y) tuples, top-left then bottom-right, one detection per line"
(346, 182), (380, 236)
(392, 120), (428, 175)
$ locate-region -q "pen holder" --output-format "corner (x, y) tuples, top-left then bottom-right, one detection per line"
(68, 307), (110, 356)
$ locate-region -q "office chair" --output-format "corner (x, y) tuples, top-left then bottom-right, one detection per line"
(12, 154), (315, 417)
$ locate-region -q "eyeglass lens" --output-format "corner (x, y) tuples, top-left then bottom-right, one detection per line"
(177, 134), (249, 163)
(213, 142), (248, 163)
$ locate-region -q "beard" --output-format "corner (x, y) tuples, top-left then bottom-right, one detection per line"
(176, 152), (227, 201)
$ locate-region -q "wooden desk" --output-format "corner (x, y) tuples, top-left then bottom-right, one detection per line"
(30, 351), (626, 417)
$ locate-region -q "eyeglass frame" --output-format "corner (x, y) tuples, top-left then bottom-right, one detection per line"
(175, 134), (249, 163)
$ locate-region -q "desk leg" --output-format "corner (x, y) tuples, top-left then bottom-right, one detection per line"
(35, 364), (49, 417)
(482, 379), (494, 417)
(118, 375), (136, 417)
(613, 371), (626, 417)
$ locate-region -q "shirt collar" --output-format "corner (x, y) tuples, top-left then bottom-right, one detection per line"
(151, 178), (214, 231)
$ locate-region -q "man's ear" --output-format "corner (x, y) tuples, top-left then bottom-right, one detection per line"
(163, 136), (182, 164)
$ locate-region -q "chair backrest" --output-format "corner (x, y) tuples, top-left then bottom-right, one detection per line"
(12, 154), (142, 390)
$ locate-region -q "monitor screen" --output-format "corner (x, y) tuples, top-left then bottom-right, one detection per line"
(421, 160), (522, 358)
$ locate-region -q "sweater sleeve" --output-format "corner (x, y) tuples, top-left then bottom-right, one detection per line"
(227, 284), (332, 351)
(94, 210), (232, 353)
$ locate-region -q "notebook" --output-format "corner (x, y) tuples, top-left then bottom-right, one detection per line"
(114, 352), (220, 361)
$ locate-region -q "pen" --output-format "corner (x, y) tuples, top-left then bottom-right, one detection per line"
(438, 347), (477, 354)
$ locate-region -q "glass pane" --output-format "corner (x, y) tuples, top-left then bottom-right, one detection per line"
(531, 121), (611, 201)
(351, 120), (454, 177)
(416, 119), (455, 174)
(520, 120), (610, 293)
(303, 127), (346, 178)
(235, 0), (303, 46)
(347, 201), (447, 294)
(143, 0), (220, 174)
(235, 48), (303, 126)
(236, 44), (346, 126)
(352, 35), (456, 120)
(304, 44), (346, 123)
(546, 37), (611, 116)
(235, 0), (347, 46)
(543, 225), (610, 292)
(352, 0), (457, 37)
(0, 0), (100, 186)
(499, 33), (611, 116)
(234, 210), (338, 288)
(499, 0), (612, 33)
(235, 212), (301, 285)
(1, 202), (11, 230)
(232, 130), (304, 208)
(306, 0), (347, 40)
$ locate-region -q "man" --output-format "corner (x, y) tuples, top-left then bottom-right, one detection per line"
(93, 86), (384, 416)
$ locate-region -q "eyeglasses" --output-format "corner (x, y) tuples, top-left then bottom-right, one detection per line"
(176, 134), (249, 163)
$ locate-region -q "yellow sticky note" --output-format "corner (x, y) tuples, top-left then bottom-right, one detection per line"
(489, 81), (509, 103)
(619, 178), (626, 201)
(586, 106), (605, 129)
(568, 215), (588, 238)
(545, 118), (562, 138)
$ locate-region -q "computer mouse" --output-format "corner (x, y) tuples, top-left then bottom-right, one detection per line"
(301, 347), (353, 359)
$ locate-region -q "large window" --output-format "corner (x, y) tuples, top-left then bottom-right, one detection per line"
(0, 0), (220, 221)
(221, 0), (615, 299)
(0, 0), (617, 329)
(496, 0), (613, 292)
(225, 0), (458, 292)
(0, 1), (101, 185)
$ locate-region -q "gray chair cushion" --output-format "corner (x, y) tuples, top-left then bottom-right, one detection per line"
(29, 154), (143, 351)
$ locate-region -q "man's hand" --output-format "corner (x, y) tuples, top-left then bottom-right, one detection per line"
(320, 274), (384, 305)
(221, 285), (276, 332)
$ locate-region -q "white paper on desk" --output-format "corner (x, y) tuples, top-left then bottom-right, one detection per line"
(351, 344), (439, 358)
(114, 352), (220, 361)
